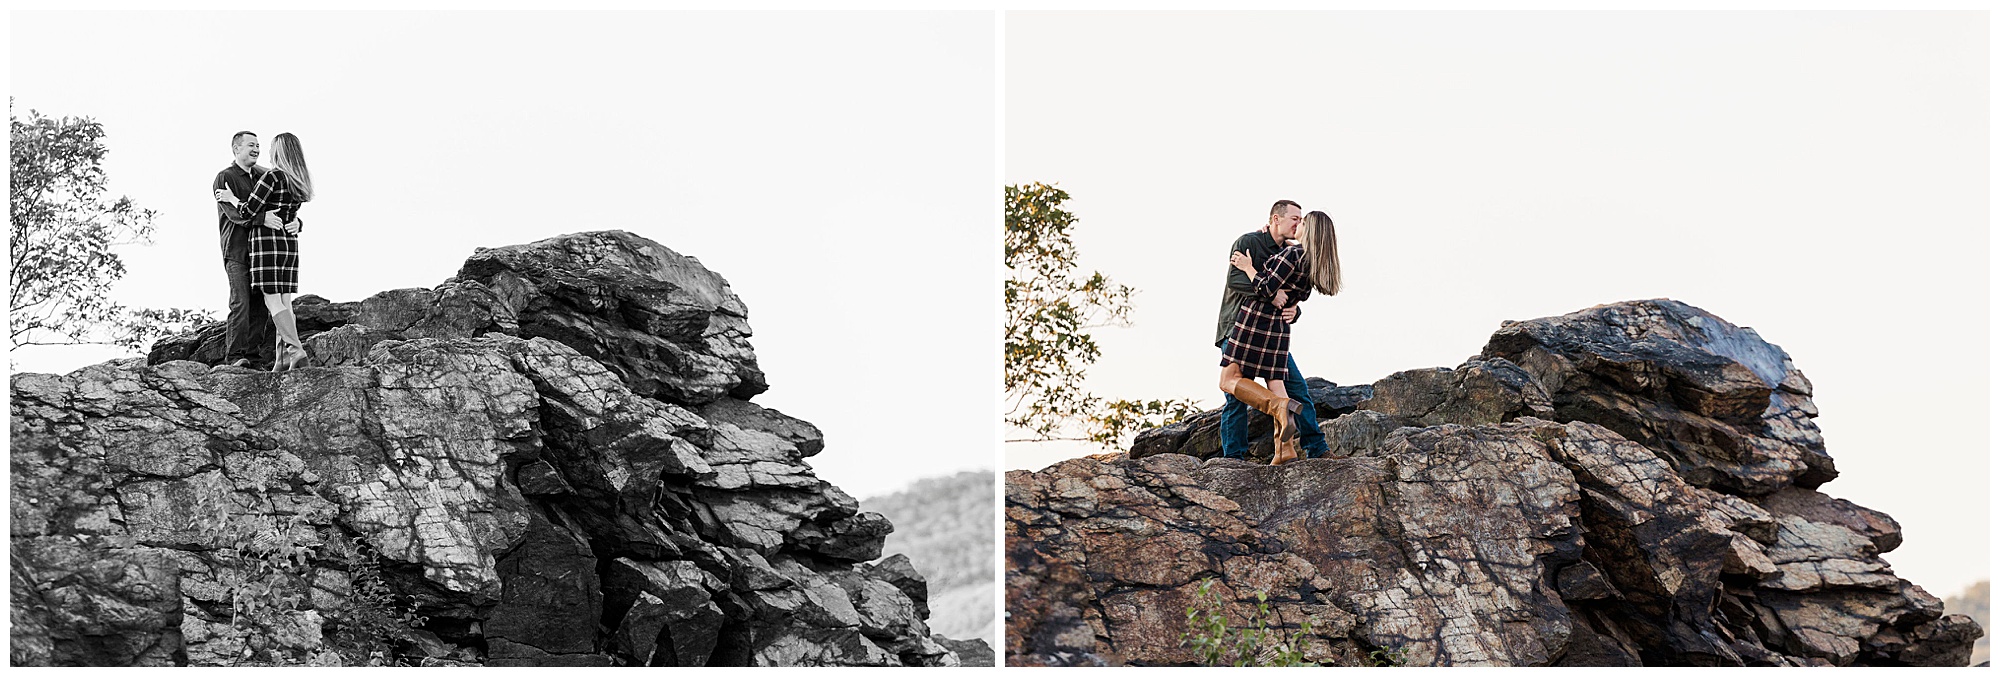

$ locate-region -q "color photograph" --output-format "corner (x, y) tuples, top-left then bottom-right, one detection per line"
(1003, 10), (1988, 667)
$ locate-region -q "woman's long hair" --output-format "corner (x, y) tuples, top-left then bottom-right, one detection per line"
(1297, 210), (1342, 295)
(269, 132), (313, 201)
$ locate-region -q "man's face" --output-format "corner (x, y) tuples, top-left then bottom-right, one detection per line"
(1269, 205), (1303, 240)
(233, 135), (260, 166)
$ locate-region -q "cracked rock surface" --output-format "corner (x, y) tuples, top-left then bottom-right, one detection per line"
(15, 231), (982, 667)
(1006, 299), (1978, 667)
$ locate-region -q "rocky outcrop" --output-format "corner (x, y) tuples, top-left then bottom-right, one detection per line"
(1482, 301), (1836, 495)
(1129, 377), (1373, 461)
(14, 231), (977, 667)
(1007, 299), (1979, 667)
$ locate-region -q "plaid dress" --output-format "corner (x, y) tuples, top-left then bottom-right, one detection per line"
(238, 169), (306, 294)
(1220, 245), (1313, 381)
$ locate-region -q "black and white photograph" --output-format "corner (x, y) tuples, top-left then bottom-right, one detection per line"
(11, 10), (996, 667)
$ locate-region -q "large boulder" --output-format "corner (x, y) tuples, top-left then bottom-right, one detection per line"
(1008, 299), (1977, 667)
(15, 231), (972, 667)
(1480, 299), (1834, 495)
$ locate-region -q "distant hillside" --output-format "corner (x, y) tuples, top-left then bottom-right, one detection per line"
(863, 471), (995, 644)
(1945, 581), (1990, 666)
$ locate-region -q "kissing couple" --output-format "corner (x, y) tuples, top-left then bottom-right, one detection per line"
(1213, 200), (1343, 465)
(211, 130), (316, 372)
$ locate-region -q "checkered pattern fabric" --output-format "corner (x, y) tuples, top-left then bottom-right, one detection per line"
(1220, 245), (1312, 381)
(240, 170), (305, 294)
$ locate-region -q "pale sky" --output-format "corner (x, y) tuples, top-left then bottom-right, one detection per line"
(10, 11), (997, 500)
(1006, 11), (1988, 598)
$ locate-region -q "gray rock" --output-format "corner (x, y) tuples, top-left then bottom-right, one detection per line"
(1303, 377), (1373, 417)
(453, 231), (768, 405)
(864, 554), (930, 619)
(938, 636), (995, 666)
(21, 232), (976, 667)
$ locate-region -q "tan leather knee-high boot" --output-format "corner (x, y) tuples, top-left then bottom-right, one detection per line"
(1228, 379), (1297, 463)
(1269, 399), (1304, 465)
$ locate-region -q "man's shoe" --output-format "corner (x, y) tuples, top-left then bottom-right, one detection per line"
(225, 358), (255, 369)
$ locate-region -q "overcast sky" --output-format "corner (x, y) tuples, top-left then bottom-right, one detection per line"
(10, 10), (996, 500)
(1005, 11), (1988, 598)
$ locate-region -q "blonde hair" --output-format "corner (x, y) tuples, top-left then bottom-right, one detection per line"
(1297, 210), (1342, 295)
(270, 132), (314, 201)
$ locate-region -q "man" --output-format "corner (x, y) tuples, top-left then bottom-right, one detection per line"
(212, 131), (293, 369)
(1215, 200), (1330, 460)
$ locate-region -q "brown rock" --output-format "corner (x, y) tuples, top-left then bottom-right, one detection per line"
(1481, 299), (1833, 495)
(1559, 562), (1621, 601)
(1870, 614), (1983, 666)
(1321, 409), (1402, 458)
(1131, 357), (1550, 462)
(1025, 299), (1971, 668)
(1011, 434), (1583, 667)
(1757, 486), (1902, 554)
(1355, 358), (1555, 426)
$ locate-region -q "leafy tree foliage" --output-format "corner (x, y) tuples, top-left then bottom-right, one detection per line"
(10, 102), (212, 355)
(1004, 182), (1201, 448)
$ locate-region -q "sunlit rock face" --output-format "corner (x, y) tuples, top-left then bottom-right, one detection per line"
(16, 231), (986, 667)
(1481, 299), (1834, 496)
(1008, 299), (1978, 667)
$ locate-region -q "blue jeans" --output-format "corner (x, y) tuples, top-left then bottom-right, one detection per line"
(1220, 354), (1328, 459)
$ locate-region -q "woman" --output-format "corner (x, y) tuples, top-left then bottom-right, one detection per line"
(215, 132), (312, 372)
(1218, 210), (1342, 465)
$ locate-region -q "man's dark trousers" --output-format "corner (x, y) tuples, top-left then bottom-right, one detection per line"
(215, 165), (273, 365)
(221, 245), (271, 364)
(1219, 354), (1328, 459)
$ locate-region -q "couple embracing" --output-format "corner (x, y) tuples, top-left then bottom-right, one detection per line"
(211, 130), (315, 372)
(1213, 200), (1342, 465)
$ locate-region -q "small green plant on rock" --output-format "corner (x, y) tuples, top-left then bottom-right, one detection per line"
(1180, 578), (1319, 667)
(1364, 644), (1411, 667)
